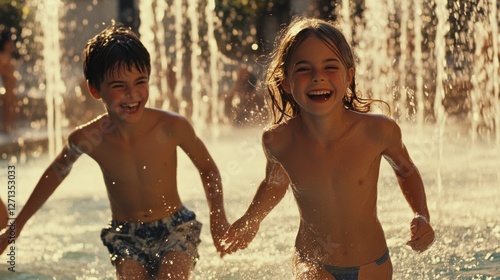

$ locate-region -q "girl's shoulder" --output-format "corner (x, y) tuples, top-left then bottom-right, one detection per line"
(349, 111), (398, 128)
(352, 112), (402, 144)
(262, 119), (297, 153)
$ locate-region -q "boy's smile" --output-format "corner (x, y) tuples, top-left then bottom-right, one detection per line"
(120, 101), (141, 113)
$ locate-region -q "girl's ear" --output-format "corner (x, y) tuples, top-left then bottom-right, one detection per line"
(346, 67), (355, 87)
(87, 80), (101, 100)
(281, 78), (291, 94)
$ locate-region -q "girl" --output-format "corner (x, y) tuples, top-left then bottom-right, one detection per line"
(223, 17), (435, 280)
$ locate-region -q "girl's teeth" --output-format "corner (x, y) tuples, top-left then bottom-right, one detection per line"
(308, 90), (330, 95)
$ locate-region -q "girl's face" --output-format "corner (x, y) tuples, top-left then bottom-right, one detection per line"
(283, 35), (353, 118)
(89, 66), (149, 124)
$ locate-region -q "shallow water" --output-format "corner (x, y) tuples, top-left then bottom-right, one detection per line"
(0, 124), (498, 279)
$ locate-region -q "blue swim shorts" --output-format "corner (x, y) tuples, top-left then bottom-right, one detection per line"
(100, 206), (202, 276)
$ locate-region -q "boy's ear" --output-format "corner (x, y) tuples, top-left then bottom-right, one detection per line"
(87, 80), (101, 100)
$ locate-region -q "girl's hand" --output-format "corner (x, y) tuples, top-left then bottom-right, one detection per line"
(406, 215), (435, 252)
(222, 216), (260, 256)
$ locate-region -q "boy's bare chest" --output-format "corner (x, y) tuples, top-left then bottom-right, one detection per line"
(92, 140), (178, 185)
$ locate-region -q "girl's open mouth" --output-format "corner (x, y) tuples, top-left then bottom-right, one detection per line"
(307, 90), (332, 101)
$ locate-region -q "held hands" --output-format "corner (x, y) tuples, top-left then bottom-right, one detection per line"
(221, 215), (260, 256)
(406, 215), (435, 252)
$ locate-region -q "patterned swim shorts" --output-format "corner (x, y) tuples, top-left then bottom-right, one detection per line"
(100, 206), (202, 276)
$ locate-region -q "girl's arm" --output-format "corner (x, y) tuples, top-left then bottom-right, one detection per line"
(223, 155), (290, 255)
(382, 121), (435, 252)
(240, 158), (289, 225)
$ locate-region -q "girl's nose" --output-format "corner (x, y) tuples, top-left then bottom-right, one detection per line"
(313, 75), (325, 82)
(312, 70), (325, 82)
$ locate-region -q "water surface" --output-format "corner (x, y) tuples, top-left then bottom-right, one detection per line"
(0, 125), (498, 279)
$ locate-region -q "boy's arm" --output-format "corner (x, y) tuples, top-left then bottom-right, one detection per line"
(176, 119), (229, 255)
(0, 138), (82, 254)
(16, 143), (81, 228)
(382, 122), (435, 252)
(223, 149), (290, 254)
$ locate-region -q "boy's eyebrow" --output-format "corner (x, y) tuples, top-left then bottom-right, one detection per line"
(107, 80), (124, 86)
(107, 75), (149, 85)
(107, 79), (125, 86)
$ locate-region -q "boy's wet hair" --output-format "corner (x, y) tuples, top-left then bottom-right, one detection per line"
(83, 23), (151, 90)
(265, 17), (386, 125)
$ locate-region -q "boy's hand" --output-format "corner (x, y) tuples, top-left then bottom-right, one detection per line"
(0, 225), (14, 255)
(210, 217), (230, 258)
(222, 216), (259, 256)
(406, 215), (435, 252)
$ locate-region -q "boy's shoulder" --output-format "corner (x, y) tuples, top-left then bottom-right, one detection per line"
(67, 114), (111, 149)
(70, 114), (109, 136)
(148, 107), (186, 120)
(144, 108), (192, 130)
(143, 108), (197, 144)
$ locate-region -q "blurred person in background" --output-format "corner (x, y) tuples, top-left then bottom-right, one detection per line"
(0, 25), (18, 133)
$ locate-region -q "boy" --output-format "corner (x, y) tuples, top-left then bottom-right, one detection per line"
(0, 24), (229, 279)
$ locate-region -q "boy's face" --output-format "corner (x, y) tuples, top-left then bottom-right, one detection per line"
(90, 66), (149, 123)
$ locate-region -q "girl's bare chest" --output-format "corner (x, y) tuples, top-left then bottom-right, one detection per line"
(277, 143), (381, 185)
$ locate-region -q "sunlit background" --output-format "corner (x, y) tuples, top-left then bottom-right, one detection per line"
(0, 0), (499, 279)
